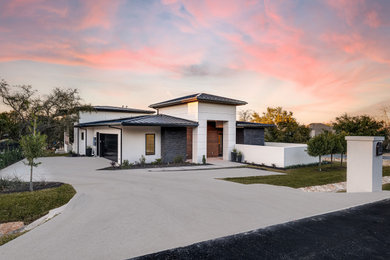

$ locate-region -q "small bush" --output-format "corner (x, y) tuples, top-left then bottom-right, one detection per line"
(152, 158), (162, 165)
(0, 176), (23, 192)
(202, 155), (206, 165)
(122, 160), (130, 167)
(173, 155), (184, 164)
(0, 149), (24, 170)
(139, 155), (146, 165)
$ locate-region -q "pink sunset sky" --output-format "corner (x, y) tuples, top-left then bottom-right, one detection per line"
(0, 0), (389, 123)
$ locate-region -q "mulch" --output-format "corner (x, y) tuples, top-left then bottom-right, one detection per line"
(0, 182), (64, 194)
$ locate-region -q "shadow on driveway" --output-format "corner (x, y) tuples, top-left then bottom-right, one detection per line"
(132, 199), (390, 260)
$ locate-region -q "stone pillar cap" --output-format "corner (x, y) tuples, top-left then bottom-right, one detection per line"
(345, 136), (385, 141)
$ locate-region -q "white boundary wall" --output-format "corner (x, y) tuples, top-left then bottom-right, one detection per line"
(235, 142), (318, 168)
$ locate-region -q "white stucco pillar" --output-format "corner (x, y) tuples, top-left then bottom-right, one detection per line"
(346, 136), (384, 193)
(223, 120), (236, 161)
(192, 120), (207, 163)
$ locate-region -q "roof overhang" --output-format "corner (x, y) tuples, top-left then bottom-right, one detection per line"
(236, 121), (275, 128)
(75, 115), (199, 128)
(149, 93), (247, 109)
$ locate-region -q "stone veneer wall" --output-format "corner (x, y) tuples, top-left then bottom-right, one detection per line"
(236, 128), (265, 146)
(161, 127), (187, 163)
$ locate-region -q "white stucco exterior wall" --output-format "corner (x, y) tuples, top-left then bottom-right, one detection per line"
(346, 136), (384, 192)
(75, 126), (161, 164)
(159, 102), (237, 163)
(122, 126), (161, 164)
(235, 142), (318, 168)
(79, 111), (151, 123)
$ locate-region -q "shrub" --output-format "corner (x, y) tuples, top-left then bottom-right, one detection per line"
(0, 176), (23, 192)
(202, 155), (206, 165)
(152, 158), (162, 165)
(139, 155), (146, 165)
(0, 148), (24, 170)
(173, 155), (184, 164)
(122, 160), (130, 167)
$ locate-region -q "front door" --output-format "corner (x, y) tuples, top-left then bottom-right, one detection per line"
(99, 134), (118, 162)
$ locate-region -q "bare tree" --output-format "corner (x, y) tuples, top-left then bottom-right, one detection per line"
(238, 109), (254, 122)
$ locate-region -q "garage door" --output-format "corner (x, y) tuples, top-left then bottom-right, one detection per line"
(98, 133), (118, 162)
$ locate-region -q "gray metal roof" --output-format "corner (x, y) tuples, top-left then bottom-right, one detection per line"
(149, 93), (247, 109)
(93, 106), (155, 114)
(236, 121), (274, 128)
(76, 114), (198, 128)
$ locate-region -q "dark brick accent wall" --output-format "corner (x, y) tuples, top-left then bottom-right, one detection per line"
(236, 128), (244, 144)
(161, 127), (187, 163)
(236, 128), (265, 146)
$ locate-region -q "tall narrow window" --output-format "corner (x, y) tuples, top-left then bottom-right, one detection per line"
(145, 134), (155, 155)
(81, 132), (84, 141)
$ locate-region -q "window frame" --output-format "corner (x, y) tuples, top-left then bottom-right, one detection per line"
(145, 133), (155, 155)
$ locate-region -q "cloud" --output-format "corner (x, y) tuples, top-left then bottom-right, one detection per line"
(1, 0), (390, 123)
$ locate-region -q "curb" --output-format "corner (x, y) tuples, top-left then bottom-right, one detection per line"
(22, 203), (68, 232)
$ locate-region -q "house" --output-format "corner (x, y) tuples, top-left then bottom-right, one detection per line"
(308, 123), (334, 137)
(73, 93), (318, 167)
(73, 93), (272, 164)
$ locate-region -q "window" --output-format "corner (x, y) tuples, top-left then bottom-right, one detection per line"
(81, 132), (84, 141)
(145, 134), (155, 155)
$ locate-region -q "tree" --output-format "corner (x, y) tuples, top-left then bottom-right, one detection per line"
(334, 132), (347, 166)
(0, 111), (19, 140)
(20, 120), (47, 191)
(238, 109), (253, 122)
(0, 79), (91, 148)
(333, 114), (388, 138)
(0, 80), (39, 136)
(252, 107), (310, 143)
(307, 133), (332, 171)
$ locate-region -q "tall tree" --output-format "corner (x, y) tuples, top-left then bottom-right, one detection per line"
(20, 120), (47, 191)
(238, 109), (253, 122)
(334, 132), (347, 166)
(0, 80), (39, 136)
(0, 79), (91, 148)
(252, 107), (310, 143)
(0, 111), (19, 140)
(307, 133), (332, 171)
(333, 114), (388, 138)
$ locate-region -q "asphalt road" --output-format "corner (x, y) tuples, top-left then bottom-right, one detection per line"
(1, 157), (389, 259)
(135, 199), (390, 260)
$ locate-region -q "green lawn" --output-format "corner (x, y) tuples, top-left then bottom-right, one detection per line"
(0, 232), (26, 246)
(383, 183), (390, 191)
(0, 184), (76, 224)
(223, 164), (390, 189)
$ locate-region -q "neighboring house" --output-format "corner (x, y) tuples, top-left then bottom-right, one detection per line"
(308, 123), (334, 137)
(73, 93), (318, 167)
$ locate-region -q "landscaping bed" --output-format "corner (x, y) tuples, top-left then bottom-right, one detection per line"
(1, 178), (64, 194)
(100, 162), (209, 170)
(223, 164), (390, 189)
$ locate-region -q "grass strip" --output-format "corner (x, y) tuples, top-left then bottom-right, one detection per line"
(223, 164), (390, 189)
(0, 184), (76, 224)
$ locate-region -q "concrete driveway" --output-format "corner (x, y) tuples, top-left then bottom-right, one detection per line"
(1, 157), (389, 260)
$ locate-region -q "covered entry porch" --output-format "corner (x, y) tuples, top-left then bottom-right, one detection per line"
(186, 120), (227, 161)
